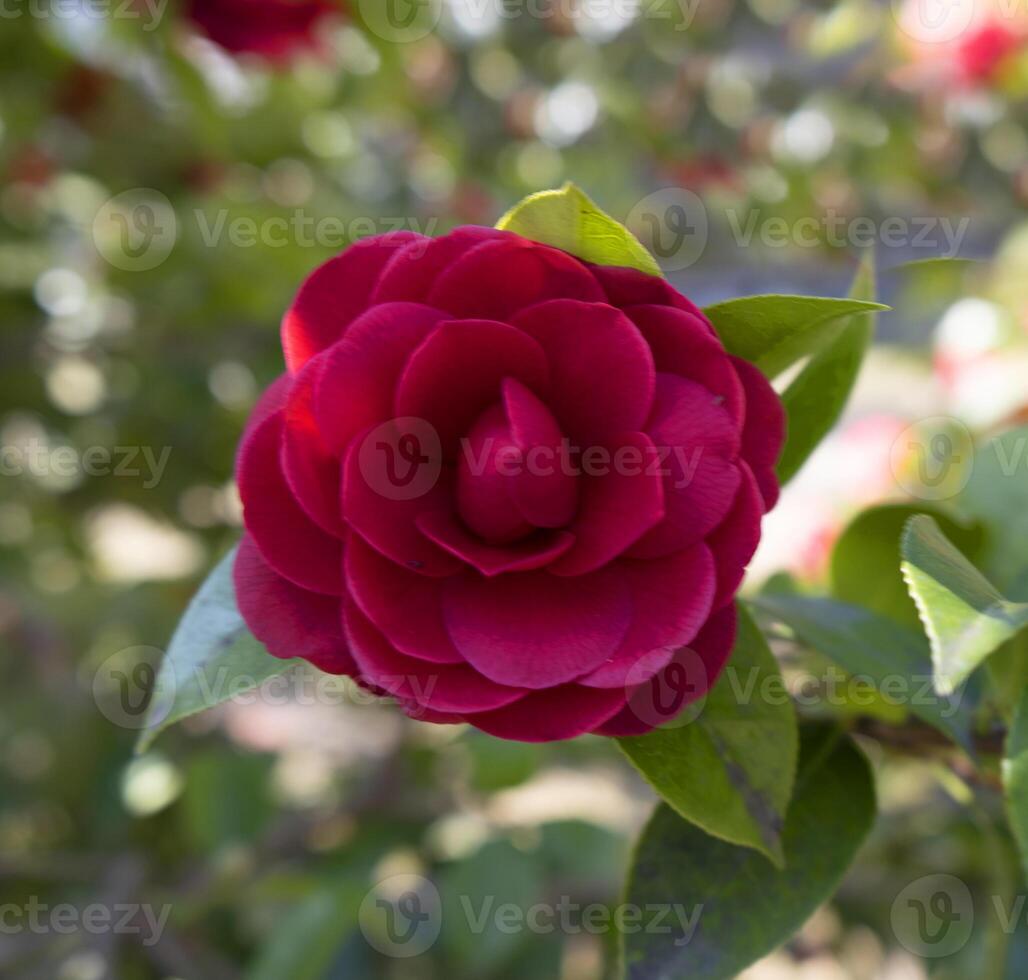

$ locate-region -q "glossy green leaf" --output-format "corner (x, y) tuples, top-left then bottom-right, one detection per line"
(753, 594), (974, 754)
(775, 254), (878, 483)
(831, 503), (984, 630)
(496, 182), (662, 277)
(702, 293), (887, 379)
(136, 547), (298, 753)
(621, 725), (875, 980)
(618, 605), (797, 866)
(902, 515), (1028, 696)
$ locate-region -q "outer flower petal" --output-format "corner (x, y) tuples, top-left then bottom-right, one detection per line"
(344, 535), (463, 664)
(236, 373), (292, 470)
(234, 535), (354, 675)
(731, 355), (785, 509)
(280, 351), (343, 535)
(707, 461), (764, 609)
(344, 600), (526, 713)
(589, 263), (709, 322)
(237, 411), (344, 595)
(442, 566), (632, 689)
(624, 304), (745, 426)
(579, 543), (716, 688)
(371, 226), (502, 304)
(511, 300), (656, 444)
(282, 233), (426, 372)
(465, 684), (629, 742)
(426, 235), (605, 320)
(629, 374), (741, 558)
(314, 303), (446, 456)
(593, 602), (738, 737)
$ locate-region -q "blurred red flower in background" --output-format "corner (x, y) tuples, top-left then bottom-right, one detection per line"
(185, 0), (341, 63)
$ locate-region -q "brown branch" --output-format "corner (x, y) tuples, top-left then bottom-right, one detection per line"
(852, 717), (1005, 756)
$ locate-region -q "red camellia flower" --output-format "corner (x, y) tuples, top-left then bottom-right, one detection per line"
(233, 227), (785, 741)
(957, 22), (1022, 83)
(186, 0), (340, 63)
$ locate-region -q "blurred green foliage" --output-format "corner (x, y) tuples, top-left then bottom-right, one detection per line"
(1, 2), (1027, 978)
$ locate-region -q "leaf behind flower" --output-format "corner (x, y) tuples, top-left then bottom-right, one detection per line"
(135, 547), (298, 753)
(496, 182), (662, 278)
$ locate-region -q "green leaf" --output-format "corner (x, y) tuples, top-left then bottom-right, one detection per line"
(958, 425), (1028, 594)
(439, 839), (543, 973)
(902, 515), (1028, 696)
(618, 604), (797, 867)
(702, 293), (887, 379)
(1004, 686), (1028, 882)
(621, 724), (875, 980)
(249, 880), (365, 980)
(775, 254), (878, 483)
(136, 547), (298, 753)
(831, 503), (984, 630)
(753, 594), (975, 754)
(496, 182), (662, 277)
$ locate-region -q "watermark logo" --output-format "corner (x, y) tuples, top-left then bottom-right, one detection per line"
(0, 0), (168, 29)
(627, 189), (709, 271)
(358, 417), (443, 502)
(892, 0), (979, 44)
(359, 874), (442, 958)
(93, 646), (175, 730)
(357, 0), (442, 42)
(891, 874), (974, 957)
(0, 899), (171, 946)
(93, 189), (177, 272)
(890, 416), (974, 501)
(623, 647), (709, 729)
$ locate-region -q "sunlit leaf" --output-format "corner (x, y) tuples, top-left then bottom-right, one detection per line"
(902, 515), (1028, 696)
(497, 182), (661, 277)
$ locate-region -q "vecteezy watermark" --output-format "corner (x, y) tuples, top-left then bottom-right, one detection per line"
(1, 440), (172, 489)
(192, 212), (440, 253)
(0, 899), (172, 947)
(622, 646), (711, 730)
(92, 647), (445, 731)
(359, 417), (708, 503)
(892, 874), (1028, 959)
(359, 875), (443, 958)
(0, 0), (167, 29)
(91, 189), (438, 271)
(891, 874), (975, 957)
(627, 189), (709, 272)
(93, 189), (178, 273)
(357, 0), (442, 43)
(725, 210), (970, 258)
(625, 190), (973, 271)
(358, 873), (703, 958)
(889, 416), (975, 501)
(889, 0), (1018, 44)
(357, 0), (701, 43)
(624, 660), (969, 729)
